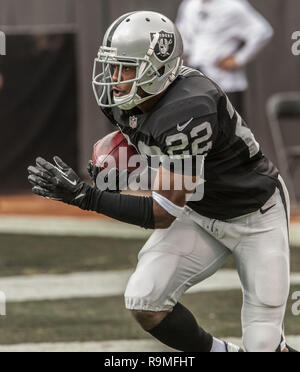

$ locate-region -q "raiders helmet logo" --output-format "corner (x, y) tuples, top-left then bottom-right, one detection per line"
(150, 31), (175, 62)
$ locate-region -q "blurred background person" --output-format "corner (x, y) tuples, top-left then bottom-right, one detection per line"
(176, 0), (274, 116)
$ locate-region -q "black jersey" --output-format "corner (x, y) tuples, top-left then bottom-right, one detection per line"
(101, 66), (279, 220)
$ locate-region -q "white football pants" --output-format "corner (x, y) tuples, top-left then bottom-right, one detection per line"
(125, 178), (290, 352)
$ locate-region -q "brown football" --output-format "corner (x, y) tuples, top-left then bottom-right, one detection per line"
(92, 131), (139, 173)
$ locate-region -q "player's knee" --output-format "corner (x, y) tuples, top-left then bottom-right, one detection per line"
(243, 325), (281, 352)
(130, 309), (171, 331)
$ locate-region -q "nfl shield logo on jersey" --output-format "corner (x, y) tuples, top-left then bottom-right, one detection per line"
(129, 116), (138, 129)
(150, 31), (175, 61)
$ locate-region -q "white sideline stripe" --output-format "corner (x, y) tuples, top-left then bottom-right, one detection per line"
(1, 269), (300, 303)
(0, 336), (299, 352)
(0, 215), (152, 239)
(0, 215), (300, 246)
(0, 270), (133, 302)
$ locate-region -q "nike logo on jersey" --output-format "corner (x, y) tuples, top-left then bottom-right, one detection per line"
(260, 204), (276, 214)
(177, 118), (194, 132)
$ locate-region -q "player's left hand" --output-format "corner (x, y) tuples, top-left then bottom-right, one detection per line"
(28, 156), (90, 208)
(217, 56), (240, 71)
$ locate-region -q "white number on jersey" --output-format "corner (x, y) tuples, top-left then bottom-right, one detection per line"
(165, 121), (213, 157)
(227, 97), (260, 158)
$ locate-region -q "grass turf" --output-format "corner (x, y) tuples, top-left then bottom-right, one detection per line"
(0, 286), (299, 345)
(0, 234), (299, 276)
(0, 234), (142, 276)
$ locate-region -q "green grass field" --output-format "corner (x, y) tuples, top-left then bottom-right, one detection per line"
(0, 233), (299, 346)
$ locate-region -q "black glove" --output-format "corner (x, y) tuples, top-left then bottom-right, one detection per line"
(28, 156), (90, 208)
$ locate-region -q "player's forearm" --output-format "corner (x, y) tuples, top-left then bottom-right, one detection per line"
(82, 186), (156, 229)
(81, 187), (176, 230)
(27, 157), (177, 230)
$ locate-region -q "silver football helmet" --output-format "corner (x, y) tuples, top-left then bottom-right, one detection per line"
(92, 11), (183, 110)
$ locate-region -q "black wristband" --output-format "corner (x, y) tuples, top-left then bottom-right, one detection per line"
(83, 186), (155, 230)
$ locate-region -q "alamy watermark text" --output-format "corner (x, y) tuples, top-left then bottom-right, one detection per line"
(292, 31), (300, 56)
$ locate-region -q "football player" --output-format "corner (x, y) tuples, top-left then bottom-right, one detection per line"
(28, 11), (296, 352)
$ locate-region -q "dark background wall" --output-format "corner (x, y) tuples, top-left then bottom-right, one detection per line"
(0, 34), (77, 193)
(0, 0), (299, 192)
(245, 0), (300, 161)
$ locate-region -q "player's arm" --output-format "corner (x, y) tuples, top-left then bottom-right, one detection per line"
(27, 157), (198, 230)
(27, 112), (215, 230)
(25, 157), (165, 230)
